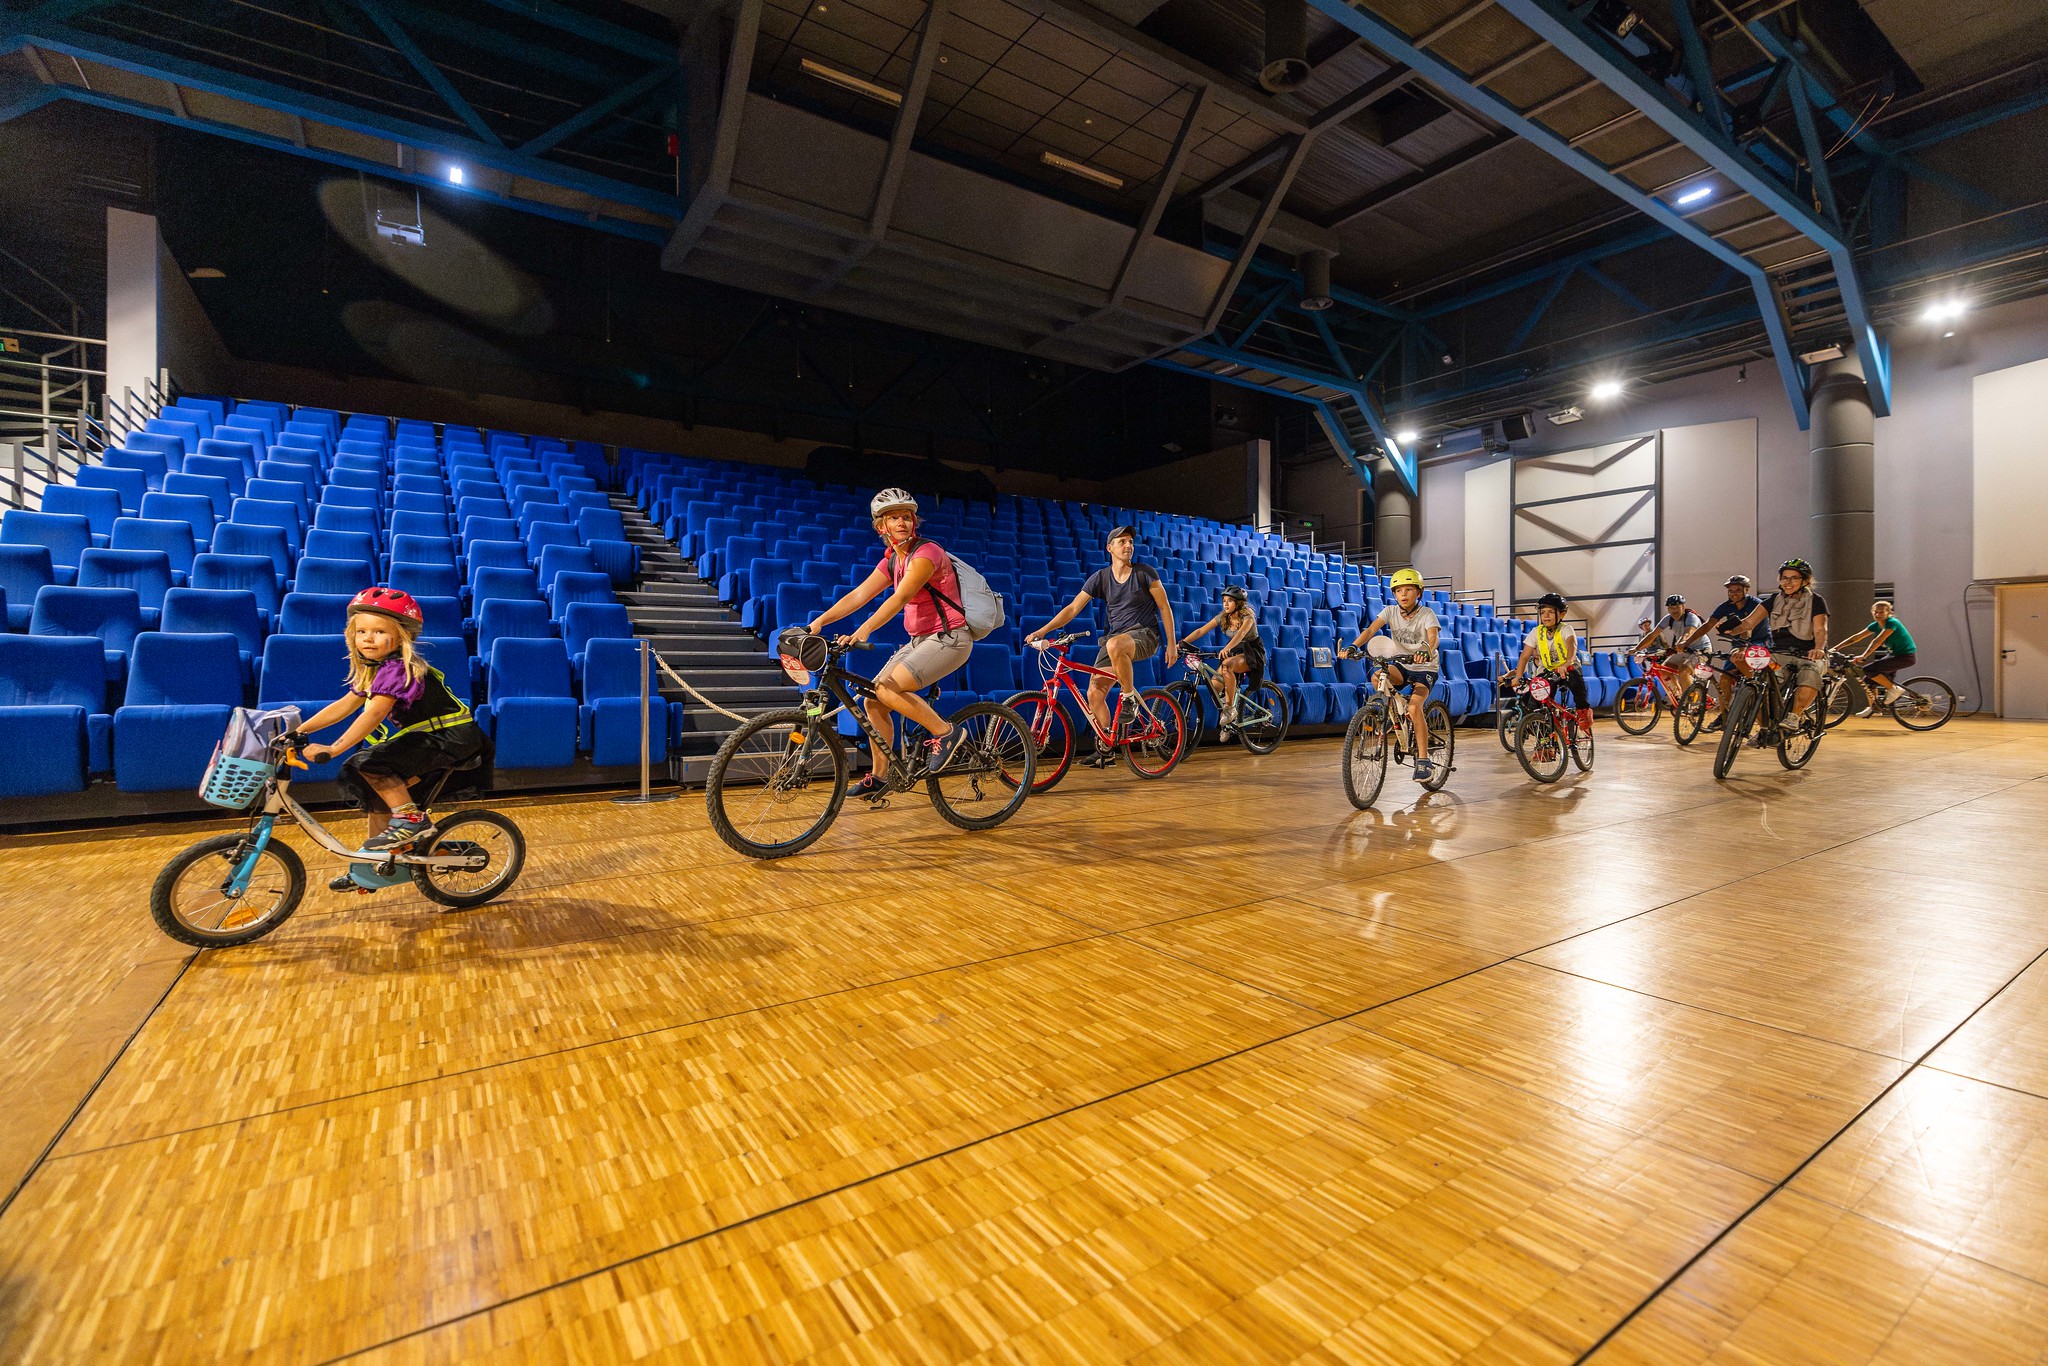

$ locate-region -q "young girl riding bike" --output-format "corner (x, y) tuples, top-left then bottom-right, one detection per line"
(295, 587), (489, 885)
(1176, 584), (1264, 735)
(1508, 592), (1593, 730)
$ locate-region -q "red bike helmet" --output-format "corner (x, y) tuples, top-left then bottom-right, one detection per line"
(348, 586), (425, 632)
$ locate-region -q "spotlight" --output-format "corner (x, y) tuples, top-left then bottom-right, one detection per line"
(1921, 297), (1967, 325)
(1547, 405), (1585, 425)
(448, 166), (464, 185)
(1674, 182), (1713, 206)
(1394, 428), (1418, 444)
(1590, 378), (1623, 402)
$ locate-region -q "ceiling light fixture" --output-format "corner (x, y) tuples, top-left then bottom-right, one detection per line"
(1040, 150), (1124, 189)
(800, 58), (902, 107)
(187, 267), (225, 279)
(1674, 182), (1713, 206)
(1547, 405), (1585, 425)
(1394, 428), (1418, 444)
(447, 166), (464, 185)
(1590, 378), (1624, 402)
(1799, 342), (1844, 364)
(1921, 297), (1967, 325)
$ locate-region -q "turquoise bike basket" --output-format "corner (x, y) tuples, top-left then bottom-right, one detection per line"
(199, 753), (276, 811)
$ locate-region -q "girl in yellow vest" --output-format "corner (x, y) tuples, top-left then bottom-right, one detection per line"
(1508, 592), (1593, 729)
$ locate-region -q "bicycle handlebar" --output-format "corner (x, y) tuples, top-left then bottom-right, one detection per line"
(1030, 630), (1090, 651)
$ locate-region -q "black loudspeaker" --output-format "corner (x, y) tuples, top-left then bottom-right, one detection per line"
(1501, 412), (1535, 442)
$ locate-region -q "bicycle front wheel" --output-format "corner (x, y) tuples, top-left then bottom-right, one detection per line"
(928, 702), (1035, 831)
(1612, 679), (1662, 735)
(151, 832), (306, 948)
(1124, 687), (1188, 778)
(705, 708), (849, 859)
(1237, 682), (1289, 754)
(1822, 671), (1858, 729)
(1420, 699), (1454, 791)
(1002, 690), (1074, 793)
(1674, 681), (1710, 746)
(1891, 677), (1957, 731)
(411, 809), (526, 908)
(1713, 687), (1756, 780)
(1777, 706), (1824, 770)
(1516, 711), (1568, 783)
(1343, 700), (1389, 809)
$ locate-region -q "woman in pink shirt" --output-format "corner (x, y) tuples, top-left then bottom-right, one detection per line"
(805, 488), (972, 795)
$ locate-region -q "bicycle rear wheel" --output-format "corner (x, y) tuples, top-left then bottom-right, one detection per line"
(1343, 700), (1389, 809)
(1001, 690), (1074, 793)
(1237, 682), (1289, 754)
(1123, 688), (1188, 778)
(1420, 699), (1454, 791)
(411, 809), (526, 908)
(1713, 687), (1755, 780)
(1891, 677), (1956, 730)
(1612, 679), (1662, 735)
(705, 708), (848, 859)
(151, 832), (306, 948)
(1569, 712), (1596, 772)
(1674, 681), (1710, 746)
(1495, 699), (1518, 752)
(1516, 712), (1568, 783)
(1822, 671), (1858, 729)
(928, 702), (1035, 830)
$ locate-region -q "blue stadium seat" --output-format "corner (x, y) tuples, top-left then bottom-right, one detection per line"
(740, 558), (794, 632)
(477, 637), (577, 768)
(229, 497), (301, 553)
(190, 553), (283, 627)
(524, 521), (579, 559)
(105, 446), (170, 491)
(414, 637), (474, 704)
(76, 464), (147, 514)
(198, 437), (261, 472)
(183, 453), (249, 496)
(76, 549), (173, 629)
(0, 634), (110, 792)
(255, 634), (349, 780)
(579, 638), (670, 766)
(536, 544), (598, 591)
(389, 510), (450, 542)
(472, 598), (555, 693)
(30, 585), (141, 683)
(561, 601), (631, 675)
(292, 557), (375, 597)
(3, 510), (93, 584)
(209, 521), (291, 589)
(245, 477), (309, 523)
(303, 529), (379, 567)
(162, 472), (235, 519)
(278, 592), (356, 637)
(313, 504), (380, 539)
(0, 544), (54, 631)
(112, 632), (245, 792)
(1269, 646), (1325, 725)
(387, 561), (461, 600)
(547, 569), (612, 622)
(415, 595), (465, 639)
(161, 587), (264, 680)
(40, 486), (121, 547)
(470, 566), (542, 607)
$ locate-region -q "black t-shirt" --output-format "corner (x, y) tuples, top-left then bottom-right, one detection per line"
(1708, 595), (1770, 645)
(1761, 589), (1829, 652)
(1082, 562), (1162, 637)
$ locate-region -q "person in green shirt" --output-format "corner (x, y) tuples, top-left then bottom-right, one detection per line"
(1835, 599), (1918, 715)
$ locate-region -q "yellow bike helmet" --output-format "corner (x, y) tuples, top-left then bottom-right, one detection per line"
(1388, 567), (1424, 591)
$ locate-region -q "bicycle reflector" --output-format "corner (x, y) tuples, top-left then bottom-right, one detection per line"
(778, 630), (828, 683)
(1742, 644), (1775, 671)
(1528, 676), (1553, 702)
(1694, 663), (1716, 679)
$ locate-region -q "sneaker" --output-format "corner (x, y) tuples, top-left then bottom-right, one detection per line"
(329, 872), (365, 893)
(362, 813), (432, 853)
(1704, 717), (1724, 733)
(923, 725), (968, 773)
(1576, 707), (1595, 730)
(850, 772), (889, 798)
(1085, 744), (1118, 768)
(1413, 758), (1435, 783)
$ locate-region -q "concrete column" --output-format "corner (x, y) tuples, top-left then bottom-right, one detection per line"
(1809, 355), (1875, 622)
(105, 207), (162, 411)
(1247, 437), (1271, 529)
(1372, 457), (1413, 570)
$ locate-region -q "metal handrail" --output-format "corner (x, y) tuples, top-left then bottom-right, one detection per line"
(0, 325), (105, 349)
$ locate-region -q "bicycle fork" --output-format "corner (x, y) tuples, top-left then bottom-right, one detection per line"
(227, 816), (279, 897)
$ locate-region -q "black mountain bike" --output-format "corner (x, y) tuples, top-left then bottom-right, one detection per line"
(1713, 644), (1825, 779)
(705, 633), (1035, 859)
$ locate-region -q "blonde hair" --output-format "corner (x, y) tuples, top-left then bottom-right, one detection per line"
(345, 610), (427, 694)
(1872, 598), (1893, 612)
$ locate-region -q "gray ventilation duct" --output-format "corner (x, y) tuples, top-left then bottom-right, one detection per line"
(1261, 0), (1310, 93)
(1300, 248), (1334, 310)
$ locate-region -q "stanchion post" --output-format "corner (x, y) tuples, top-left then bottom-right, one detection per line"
(613, 638), (678, 804)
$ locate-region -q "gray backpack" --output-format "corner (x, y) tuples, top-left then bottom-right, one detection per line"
(897, 541), (1006, 641)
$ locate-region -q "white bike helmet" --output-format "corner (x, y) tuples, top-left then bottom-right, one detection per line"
(870, 487), (918, 520)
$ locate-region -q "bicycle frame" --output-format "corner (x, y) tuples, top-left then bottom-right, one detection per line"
(1521, 670), (1584, 738)
(1178, 651), (1276, 728)
(791, 652), (942, 791)
(1028, 637), (1166, 747)
(223, 759), (482, 894)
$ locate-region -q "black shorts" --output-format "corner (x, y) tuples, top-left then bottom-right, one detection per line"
(336, 722), (492, 811)
(1387, 663), (1437, 697)
(1224, 643), (1266, 693)
(1864, 650), (1914, 678)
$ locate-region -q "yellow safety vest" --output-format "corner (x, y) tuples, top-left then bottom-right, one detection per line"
(1535, 625), (1575, 671)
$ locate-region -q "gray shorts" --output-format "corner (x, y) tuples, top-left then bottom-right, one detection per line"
(1095, 626), (1160, 667)
(880, 629), (973, 689)
(1773, 650), (1824, 692)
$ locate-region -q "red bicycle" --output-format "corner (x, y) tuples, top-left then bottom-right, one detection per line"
(1002, 630), (1189, 792)
(1512, 668), (1596, 783)
(1613, 651), (1695, 740)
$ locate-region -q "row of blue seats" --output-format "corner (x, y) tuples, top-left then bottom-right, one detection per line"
(0, 629), (668, 796)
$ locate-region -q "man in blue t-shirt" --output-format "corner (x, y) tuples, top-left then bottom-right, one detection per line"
(1678, 574), (1769, 727)
(1028, 525), (1179, 766)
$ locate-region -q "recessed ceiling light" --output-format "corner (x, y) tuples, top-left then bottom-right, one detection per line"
(1040, 150), (1123, 189)
(800, 58), (902, 106)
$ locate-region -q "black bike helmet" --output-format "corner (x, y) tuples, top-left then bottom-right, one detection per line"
(1535, 592), (1568, 614)
(1779, 557), (1813, 579)
(1222, 584), (1248, 604)
(1664, 593), (1686, 607)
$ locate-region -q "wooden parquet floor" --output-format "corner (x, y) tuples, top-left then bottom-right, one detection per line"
(3, 717), (2048, 1363)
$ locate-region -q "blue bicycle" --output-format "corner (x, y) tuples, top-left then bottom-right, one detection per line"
(151, 723), (525, 947)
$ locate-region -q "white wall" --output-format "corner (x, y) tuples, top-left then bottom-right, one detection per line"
(1971, 357), (2048, 581)
(104, 207), (159, 408)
